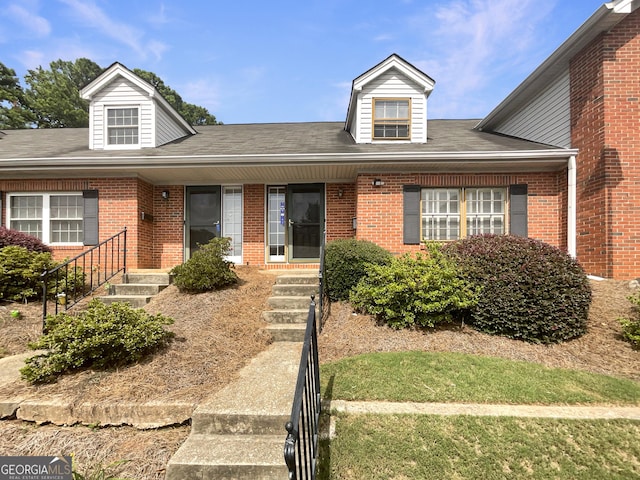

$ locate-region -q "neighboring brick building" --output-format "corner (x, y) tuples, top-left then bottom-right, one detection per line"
(0, 1), (637, 279)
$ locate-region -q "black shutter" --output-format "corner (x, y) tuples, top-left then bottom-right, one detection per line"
(83, 190), (99, 246)
(509, 184), (528, 237)
(403, 185), (421, 244)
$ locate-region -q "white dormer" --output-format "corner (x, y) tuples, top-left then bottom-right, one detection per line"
(345, 53), (435, 143)
(345, 54), (435, 144)
(80, 62), (196, 150)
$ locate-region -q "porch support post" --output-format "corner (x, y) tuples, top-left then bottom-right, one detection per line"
(567, 155), (577, 258)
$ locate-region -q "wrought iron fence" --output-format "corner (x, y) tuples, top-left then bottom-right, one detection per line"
(41, 228), (127, 329)
(284, 295), (321, 480)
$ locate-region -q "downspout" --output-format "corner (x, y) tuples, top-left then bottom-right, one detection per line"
(567, 155), (577, 258)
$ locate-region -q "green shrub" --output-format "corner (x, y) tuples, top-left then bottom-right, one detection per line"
(350, 245), (480, 329)
(21, 299), (174, 383)
(0, 226), (51, 253)
(325, 239), (393, 301)
(0, 246), (57, 302)
(443, 235), (592, 344)
(619, 292), (640, 349)
(171, 237), (238, 293)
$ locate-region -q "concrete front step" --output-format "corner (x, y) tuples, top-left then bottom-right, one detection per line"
(271, 283), (318, 297)
(112, 284), (167, 296)
(265, 323), (307, 342)
(165, 342), (301, 480)
(123, 272), (172, 285)
(262, 309), (309, 324)
(165, 434), (287, 480)
(275, 274), (318, 285)
(98, 295), (151, 308)
(268, 296), (316, 310)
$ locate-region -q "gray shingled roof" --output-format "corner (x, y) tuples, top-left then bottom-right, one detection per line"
(0, 120), (575, 184)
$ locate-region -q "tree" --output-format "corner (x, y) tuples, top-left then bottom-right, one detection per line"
(0, 62), (32, 129)
(133, 68), (219, 125)
(24, 58), (102, 128)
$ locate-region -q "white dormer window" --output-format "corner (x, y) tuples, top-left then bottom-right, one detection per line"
(107, 107), (139, 146)
(373, 98), (411, 140)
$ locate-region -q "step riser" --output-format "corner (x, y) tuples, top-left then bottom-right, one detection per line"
(192, 414), (289, 436)
(113, 284), (166, 296)
(98, 296), (150, 308)
(123, 273), (172, 285)
(268, 297), (315, 310)
(275, 275), (318, 285)
(267, 328), (306, 342)
(272, 284), (318, 296)
(262, 310), (308, 324)
(166, 464), (287, 480)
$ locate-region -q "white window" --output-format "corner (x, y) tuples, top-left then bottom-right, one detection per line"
(222, 186), (243, 263)
(421, 188), (506, 241)
(107, 107), (139, 145)
(8, 193), (83, 245)
(373, 99), (410, 140)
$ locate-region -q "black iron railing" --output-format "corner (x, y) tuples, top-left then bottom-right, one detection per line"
(41, 228), (127, 329)
(284, 295), (321, 480)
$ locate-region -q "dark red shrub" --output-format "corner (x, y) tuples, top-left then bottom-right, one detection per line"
(0, 227), (51, 253)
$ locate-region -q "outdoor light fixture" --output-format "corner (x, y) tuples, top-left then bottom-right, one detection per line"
(352, 217), (357, 230)
(161, 190), (170, 199)
(372, 178), (384, 187)
(338, 188), (344, 198)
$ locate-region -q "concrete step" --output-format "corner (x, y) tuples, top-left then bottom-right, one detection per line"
(112, 284), (167, 296)
(98, 295), (151, 308)
(268, 296), (315, 310)
(191, 342), (301, 435)
(275, 274), (318, 285)
(271, 283), (318, 297)
(165, 434), (287, 480)
(262, 309), (309, 324)
(265, 323), (307, 342)
(123, 272), (172, 285)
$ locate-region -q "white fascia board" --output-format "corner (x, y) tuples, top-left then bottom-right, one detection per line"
(609, 0), (639, 13)
(352, 55), (435, 94)
(80, 63), (154, 100)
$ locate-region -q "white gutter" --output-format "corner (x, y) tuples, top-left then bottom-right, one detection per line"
(567, 155), (577, 257)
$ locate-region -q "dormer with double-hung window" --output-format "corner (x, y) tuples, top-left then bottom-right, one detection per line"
(345, 54), (435, 144)
(80, 62), (195, 150)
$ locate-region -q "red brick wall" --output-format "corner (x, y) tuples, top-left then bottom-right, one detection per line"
(243, 184), (265, 266)
(326, 183), (356, 242)
(571, 9), (640, 279)
(153, 185), (184, 269)
(354, 172), (566, 254)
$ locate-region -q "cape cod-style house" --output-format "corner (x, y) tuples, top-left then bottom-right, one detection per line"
(0, 0), (638, 279)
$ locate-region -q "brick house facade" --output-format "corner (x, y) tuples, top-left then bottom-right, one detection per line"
(0, 2), (637, 279)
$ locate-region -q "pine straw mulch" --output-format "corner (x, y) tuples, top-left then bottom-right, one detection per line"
(318, 278), (640, 382)
(0, 273), (639, 480)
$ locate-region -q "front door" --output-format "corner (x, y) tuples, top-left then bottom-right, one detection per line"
(185, 186), (221, 258)
(287, 184), (325, 262)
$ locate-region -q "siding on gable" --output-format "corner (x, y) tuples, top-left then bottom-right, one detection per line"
(90, 78), (152, 149)
(494, 71), (571, 148)
(156, 104), (190, 146)
(355, 70), (428, 143)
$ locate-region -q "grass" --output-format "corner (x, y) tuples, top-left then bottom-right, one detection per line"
(321, 351), (640, 405)
(319, 414), (640, 480)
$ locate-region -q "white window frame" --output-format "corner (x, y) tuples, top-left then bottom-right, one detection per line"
(421, 187), (506, 241)
(105, 106), (140, 149)
(6, 192), (84, 246)
(222, 185), (243, 264)
(372, 98), (411, 140)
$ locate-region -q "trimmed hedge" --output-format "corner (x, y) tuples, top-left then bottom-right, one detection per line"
(443, 235), (592, 344)
(0, 246), (56, 302)
(21, 299), (174, 383)
(0, 227), (51, 253)
(171, 237), (238, 293)
(619, 292), (640, 349)
(324, 239), (393, 301)
(350, 245), (479, 329)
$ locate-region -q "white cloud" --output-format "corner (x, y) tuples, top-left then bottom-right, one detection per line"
(58, 0), (168, 61)
(181, 77), (222, 111)
(5, 3), (51, 37)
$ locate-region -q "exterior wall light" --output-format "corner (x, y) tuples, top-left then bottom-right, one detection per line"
(372, 178), (384, 186)
(161, 190), (170, 199)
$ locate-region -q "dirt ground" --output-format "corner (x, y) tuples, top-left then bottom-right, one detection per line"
(0, 271), (639, 479)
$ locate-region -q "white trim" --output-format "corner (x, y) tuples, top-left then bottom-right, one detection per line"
(567, 155), (577, 258)
(104, 105), (141, 150)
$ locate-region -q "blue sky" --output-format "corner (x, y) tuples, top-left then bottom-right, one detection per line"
(1, 0), (604, 124)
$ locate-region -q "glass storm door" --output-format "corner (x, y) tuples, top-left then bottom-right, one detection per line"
(287, 184), (324, 262)
(186, 186), (221, 258)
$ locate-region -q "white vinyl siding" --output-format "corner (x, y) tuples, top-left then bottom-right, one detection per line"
(494, 71), (571, 148)
(156, 105), (190, 146)
(355, 69), (427, 143)
(8, 193), (83, 245)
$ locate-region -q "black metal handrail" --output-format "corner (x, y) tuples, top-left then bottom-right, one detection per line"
(41, 228), (127, 329)
(284, 295), (321, 480)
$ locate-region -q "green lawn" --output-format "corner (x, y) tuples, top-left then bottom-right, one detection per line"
(321, 351), (640, 405)
(319, 351), (640, 479)
(319, 414), (640, 480)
